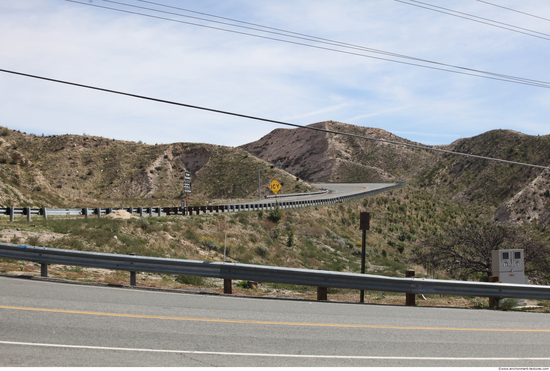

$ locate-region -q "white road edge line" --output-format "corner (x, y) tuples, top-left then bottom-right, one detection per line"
(1, 341), (549, 361)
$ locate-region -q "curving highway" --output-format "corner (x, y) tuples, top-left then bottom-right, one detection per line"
(244, 182), (400, 204)
(1, 276), (550, 367)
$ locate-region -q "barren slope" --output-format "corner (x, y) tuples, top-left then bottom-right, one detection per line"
(240, 121), (434, 182)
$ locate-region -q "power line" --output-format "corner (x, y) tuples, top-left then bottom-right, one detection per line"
(121, 0), (550, 86)
(396, 0), (550, 41)
(477, 0), (550, 23)
(1, 67), (548, 171)
(65, 0), (550, 89)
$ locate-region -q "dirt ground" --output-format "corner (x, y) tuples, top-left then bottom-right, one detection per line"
(0, 228), (63, 244)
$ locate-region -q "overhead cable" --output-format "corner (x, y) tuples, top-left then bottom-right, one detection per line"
(1, 67), (548, 171)
(117, 0), (548, 86)
(477, 0), (550, 23)
(396, 0), (550, 41)
(65, 0), (550, 89)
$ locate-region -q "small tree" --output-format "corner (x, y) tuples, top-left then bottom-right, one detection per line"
(412, 220), (550, 284)
(412, 221), (514, 281)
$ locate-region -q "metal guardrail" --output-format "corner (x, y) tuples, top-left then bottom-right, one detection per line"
(264, 189), (329, 199)
(0, 182), (406, 220)
(1, 243), (550, 301)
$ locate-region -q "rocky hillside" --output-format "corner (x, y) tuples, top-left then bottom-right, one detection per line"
(240, 121), (434, 182)
(240, 123), (550, 229)
(2, 122), (549, 230)
(413, 130), (550, 228)
(0, 127), (314, 208)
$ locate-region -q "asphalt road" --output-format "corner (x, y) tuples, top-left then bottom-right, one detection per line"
(2, 276), (550, 367)
(249, 182), (398, 204)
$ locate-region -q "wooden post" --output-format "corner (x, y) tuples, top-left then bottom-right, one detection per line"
(129, 253), (137, 286)
(406, 270), (416, 306)
(360, 212), (370, 303)
(317, 287), (328, 301)
(224, 279), (232, 294)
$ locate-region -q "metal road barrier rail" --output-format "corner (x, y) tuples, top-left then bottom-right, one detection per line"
(0, 182), (406, 221)
(2, 243), (550, 301)
(264, 189), (328, 199)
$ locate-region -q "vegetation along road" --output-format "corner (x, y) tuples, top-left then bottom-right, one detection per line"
(2, 276), (550, 367)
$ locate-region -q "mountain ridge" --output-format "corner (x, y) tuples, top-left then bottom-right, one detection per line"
(1, 123), (549, 229)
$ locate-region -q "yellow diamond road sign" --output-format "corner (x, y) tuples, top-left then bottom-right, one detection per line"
(269, 179), (282, 195)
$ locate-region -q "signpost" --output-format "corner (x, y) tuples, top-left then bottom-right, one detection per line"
(183, 171), (191, 210)
(258, 162), (286, 200)
(269, 178), (282, 204)
(269, 179), (282, 195)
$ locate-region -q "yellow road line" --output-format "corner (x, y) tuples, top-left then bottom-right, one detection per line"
(1, 305), (549, 332)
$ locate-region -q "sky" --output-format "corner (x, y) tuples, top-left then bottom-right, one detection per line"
(1, 0), (550, 147)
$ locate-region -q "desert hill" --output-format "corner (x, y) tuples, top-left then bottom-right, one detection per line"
(1, 122), (549, 229)
(240, 122), (550, 228)
(240, 121), (434, 182)
(0, 127), (314, 208)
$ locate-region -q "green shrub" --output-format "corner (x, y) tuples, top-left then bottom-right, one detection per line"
(26, 236), (42, 247)
(199, 235), (222, 252)
(267, 206), (283, 223)
(498, 298), (520, 311)
(255, 245), (268, 257)
(287, 227), (294, 247)
(175, 275), (205, 286)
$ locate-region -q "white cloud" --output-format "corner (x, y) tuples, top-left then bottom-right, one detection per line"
(0, 0), (549, 147)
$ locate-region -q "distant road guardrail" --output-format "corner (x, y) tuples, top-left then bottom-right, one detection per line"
(1, 243), (550, 303)
(0, 182), (405, 221)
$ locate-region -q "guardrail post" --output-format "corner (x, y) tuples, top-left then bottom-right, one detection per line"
(9, 207), (14, 222)
(224, 279), (232, 294)
(488, 276), (500, 308)
(317, 287), (328, 301)
(129, 253), (137, 286)
(157, 207), (161, 217)
(138, 207), (143, 218)
(42, 207), (47, 220)
(25, 207), (31, 222)
(405, 270), (416, 306)
(39, 263), (47, 277)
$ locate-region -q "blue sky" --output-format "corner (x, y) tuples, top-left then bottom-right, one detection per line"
(1, 0), (549, 147)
